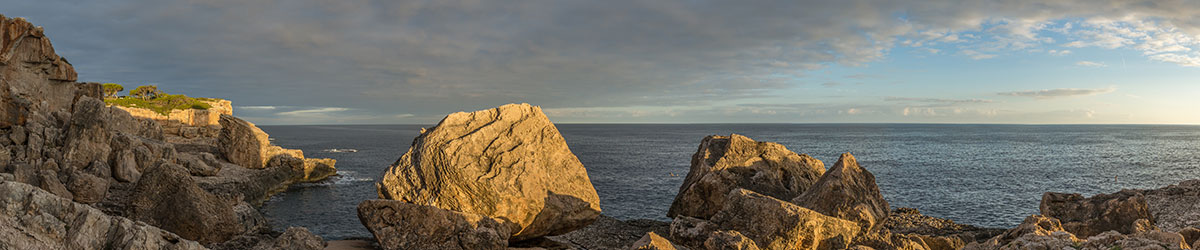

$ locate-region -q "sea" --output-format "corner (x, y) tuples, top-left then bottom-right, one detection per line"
(257, 124), (1200, 240)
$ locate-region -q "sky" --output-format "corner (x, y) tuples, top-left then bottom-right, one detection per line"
(7, 0), (1200, 125)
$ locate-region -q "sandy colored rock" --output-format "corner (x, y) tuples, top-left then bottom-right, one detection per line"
(884, 207), (1005, 243)
(376, 103), (601, 240)
(630, 232), (677, 250)
(0, 181), (205, 249)
(218, 114), (272, 169)
(301, 158), (337, 182)
(129, 162), (241, 244)
(669, 134), (824, 219)
(265, 227), (325, 250)
(710, 188), (861, 250)
(965, 215), (1080, 250)
(704, 230), (760, 250)
(792, 153), (889, 232)
(357, 199), (510, 250)
(1040, 190), (1154, 237)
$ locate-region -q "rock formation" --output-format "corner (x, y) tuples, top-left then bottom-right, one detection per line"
(1134, 179), (1200, 232)
(792, 153), (890, 232)
(704, 230), (761, 250)
(358, 199), (511, 250)
(1039, 190), (1155, 237)
(709, 189), (862, 250)
(0, 181), (206, 249)
(668, 134), (825, 219)
(630, 232), (678, 250)
(963, 214), (1191, 250)
(129, 162), (241, 244)
(374, 103), (601, 241)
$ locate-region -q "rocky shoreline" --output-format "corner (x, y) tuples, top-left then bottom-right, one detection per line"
(2, 14), (1199, 250)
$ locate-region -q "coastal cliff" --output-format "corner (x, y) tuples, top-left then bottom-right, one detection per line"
(0, 14), (335, 249)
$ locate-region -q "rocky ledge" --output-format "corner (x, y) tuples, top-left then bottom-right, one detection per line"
(0, 14), (337, 249)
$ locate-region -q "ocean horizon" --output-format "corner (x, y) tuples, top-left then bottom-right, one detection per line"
(258, 123), (1200, 240)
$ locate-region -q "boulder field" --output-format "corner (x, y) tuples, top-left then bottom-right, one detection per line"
(0, 14), (338, 249)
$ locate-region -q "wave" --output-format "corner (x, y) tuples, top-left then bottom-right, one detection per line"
(322, 148), (358, 153)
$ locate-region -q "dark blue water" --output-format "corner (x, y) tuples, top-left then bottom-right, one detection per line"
(259, 124), (1200, 240)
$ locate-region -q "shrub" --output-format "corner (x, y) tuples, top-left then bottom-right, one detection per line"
(102, 83), (124, 98)
(130, 85), (162, 100)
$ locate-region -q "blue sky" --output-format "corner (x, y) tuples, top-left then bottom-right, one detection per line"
(6, 1), (1200, 124)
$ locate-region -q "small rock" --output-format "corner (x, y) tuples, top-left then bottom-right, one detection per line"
(111, 149), (141, 182)
(669, 216), (718, 249)
(266, 227), (326, 250)
(36, 170), (73, 200)
(10, 126), (27, 145)
(630, 232), (677, 250)
(357, 199), (510, 250)
(65, 170), (109, 203)
(704, 230), (760, 250)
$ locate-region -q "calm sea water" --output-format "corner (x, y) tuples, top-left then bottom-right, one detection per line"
(259, 124), (1200, 240)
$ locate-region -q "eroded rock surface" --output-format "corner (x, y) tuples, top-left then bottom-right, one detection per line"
(630, 232), (677, 250)
(129, 162), (241, 244)
(375, 103), (601, 240)
(1039, 190), (1154, 237)
(793, 153), (889, 232)
(358, 199), (510, 250)
(668, 134), (824, 219)
(710, 189), (861, 250)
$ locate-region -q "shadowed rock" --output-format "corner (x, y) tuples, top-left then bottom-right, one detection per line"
(669, 134), (825, 220)
(793, 153), (889, 232)
(704, 230), (761, 250)
(358, 199), (510, 250)
(129, 162), (240, 244)
(375, 103), (601, 240)
(1039, 190), (1154, 237)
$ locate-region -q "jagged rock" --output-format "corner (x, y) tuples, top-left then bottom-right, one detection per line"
(235, 201), (270, 235)
(849, 230), (930, 250)
(668, 134), (824, 219)
(1039, 190), (1154, 237)
(62, 97), (113, 169)
(179, 152), (220, 176)
(129, 162), (240, 244)
(792, 153), (889, 232)
(81, 160), (112, 182)
(357, 199), (510, 250)
(111, 149), (141, 182)
(1136, 179), (1200, 232)
(546, 215), (671, 250)
(884, 207), (1005, 243)
(1180, 227), (1200, 249)
(376, 103), (601, 240)
(196, 160), (301, 205)
(709, 189), (861, 250)
(301, 158), (336, 182)
(964, 215), (1080, 250)
(670, 216), (719, 249)
(36, 169), (73, 200)
(0, 181), (205, 249)
(262, 227), (325, 250)
(704, 230), (760, 250)
(218, 114), (271, 169)
(630, 232), (677, 250)
(65, 170), (109, 203)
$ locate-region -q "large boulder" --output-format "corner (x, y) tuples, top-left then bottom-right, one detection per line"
(375, 103), (601, 240)
(218, 115), (271, 169)
(668, 134), (825, 219)
(792, 153), (889, 232)
(709, 189), (861, 250)
(357, 199), (510, 250)
(0, 181), (205, 249)
(1039, 190), (1154, 237)
(129, 162), (241, 244)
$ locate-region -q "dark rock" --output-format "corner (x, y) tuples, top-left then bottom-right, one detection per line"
(704, 230), (760, 250)
(65, 170), (108, 203)
(357, 199), (510, 250)
(1040, 190), (1154, 237)
(129, 162), (241, 243)
(669, 216), (718, 249)
(546, 214), (671, 250)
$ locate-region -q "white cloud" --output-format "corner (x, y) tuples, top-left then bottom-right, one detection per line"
(998, 87), (1116, 99)
(276, 107), (351, 116)
(1048, 49), (1071, 56)
(962, 49), (997, 60)
(238, 106), (278, 110)
(1075, 61), (1107, 67)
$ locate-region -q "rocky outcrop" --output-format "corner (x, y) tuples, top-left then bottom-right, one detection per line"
(793, 153), (889, 232)
(630, 232), (678, 250)
(0, 181), (206, 249)
(545, 215), (672, 250)
(964, 214), (1191, 250)
(1039, 190), (1155, 237)
(710, 189), (862, 250)
(1135, 179), (1200, 232)
(668, 134), (825, 219)
(704, 230), (761, 250)
(301, 158), (337, 182)
(218, 114), (272, 169)
(128, 162), (241, 244)
(884, 207), (1005, 244)
(357, 199), (511, 250)
(375, 103), (601, 241)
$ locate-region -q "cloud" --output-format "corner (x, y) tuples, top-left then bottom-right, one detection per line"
(277, 107), (351, 116)
(997, 87), (1116, 99)
(238, 106), (277, 110)
(884, 97), (994, 107)
(1075, 61), (1107, 67)
(961, 50), (997, 60)
(1048, 49), (1071, 56)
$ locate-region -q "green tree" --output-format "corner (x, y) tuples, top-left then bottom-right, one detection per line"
(101, 83), (124, 98)
(130, 85), (162, 100)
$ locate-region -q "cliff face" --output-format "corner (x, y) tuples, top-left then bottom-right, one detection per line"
(0, 14), (332, 249)
(114, 99), (232, 127)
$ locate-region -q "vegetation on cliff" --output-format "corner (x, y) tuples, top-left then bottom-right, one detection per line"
(102, 84), (213, 115)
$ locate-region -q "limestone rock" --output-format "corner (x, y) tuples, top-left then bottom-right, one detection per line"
(1180, 227), (1200, 249)
(669, 134), (824, 219)
(179, 152), (220, 176)
(36, 169), (73, 200)
(631, 232), (677, 250)
(375, 103), (601, 240)
(301, 158), (336, 182)
(129, 162), (241, 244)
(884, 207), (1005, 243)
(545, 215), (672, 250)
(669, 215), (719, 249)
(218, 115), (271, 169)
(65, 170), (109, 203)
(704, 230), (760, 250)
(1136, 179), (1200, 232)
(965, 215), (1080, 250)
(1039, 190), (1154, 237)
(357, 199), (510, 250)
(0, 181), (205, 249)
(111, 149), (141, 182)
(849, 230), (930, 250)
(792, 153), (889, 232)
(709, 188), (861, 250)
(263, 227), (325, 250)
